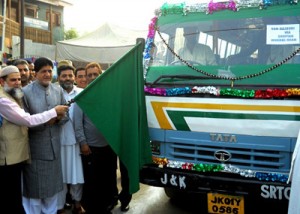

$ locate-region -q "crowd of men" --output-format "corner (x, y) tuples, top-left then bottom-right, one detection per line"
(0, 57), (131, 214)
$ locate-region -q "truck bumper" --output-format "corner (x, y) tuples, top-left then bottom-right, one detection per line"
(140, 164), (290, 214)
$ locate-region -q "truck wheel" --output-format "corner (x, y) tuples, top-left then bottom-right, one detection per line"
(164, 187), (183, 199)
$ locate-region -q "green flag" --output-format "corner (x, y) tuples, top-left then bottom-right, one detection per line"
(74, 41), (152, 194)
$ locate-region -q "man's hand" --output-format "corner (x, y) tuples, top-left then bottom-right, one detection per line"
(47, 117), (57, 125)
(81, 144), (92, 155)
(54, 105), (69, 117)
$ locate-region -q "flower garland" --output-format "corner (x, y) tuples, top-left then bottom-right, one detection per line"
(152, 156), (288, 183)
(145, 86), (300, 99)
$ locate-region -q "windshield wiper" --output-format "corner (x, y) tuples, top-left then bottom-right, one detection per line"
(150, 74), (217, 86)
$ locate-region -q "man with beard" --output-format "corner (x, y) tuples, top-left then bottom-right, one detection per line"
(0, 65), (69, 214)
(13, 59), (31, 87)
(21, 57), (69, 214)
(56, 64), (85, 214)
(27, 60), (36, 82)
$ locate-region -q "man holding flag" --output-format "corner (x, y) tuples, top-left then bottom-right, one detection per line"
(73, 62), (117, 214)
(72, 39), (152, 213)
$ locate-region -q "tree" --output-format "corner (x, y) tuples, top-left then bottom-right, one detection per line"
(64, 28), (79, 40)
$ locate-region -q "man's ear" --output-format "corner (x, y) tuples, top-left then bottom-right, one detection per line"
(0, 78), (5, 86)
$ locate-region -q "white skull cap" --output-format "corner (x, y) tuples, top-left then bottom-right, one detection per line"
(0, 65), (19, 78)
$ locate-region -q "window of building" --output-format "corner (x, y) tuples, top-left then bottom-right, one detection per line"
(25, 4), (38, 18)
(46, 11), (61, 27)
(9, 1), (19, 22)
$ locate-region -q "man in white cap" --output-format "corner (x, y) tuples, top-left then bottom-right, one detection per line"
(0, 65), (69, 214)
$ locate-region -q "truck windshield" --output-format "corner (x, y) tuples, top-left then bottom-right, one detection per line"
(151, 15), (300, 67)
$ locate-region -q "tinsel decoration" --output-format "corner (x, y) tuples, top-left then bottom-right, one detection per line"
(154, 0), (297, 17)
(192, 86), (219, 96)
(145, 86), (300, 99)
(166, 87), (192, 96)
(160, 2), (185, 16)
(152, 157), (288, 183)
(222, 164), (256, 177)
(144, 86), (166, 96)
(152, 156), (168, 165)
(254, 89), (288, 99)
(259, 0), (272, 9)
(193, 163), (224, 172)
(167, 160), (224, 172)
(256, 172), (288, 182)
(286, 88), (300, 96)
(143, 17), (158, 77)
(220, 88), (255, 98)
(207, 0), (238, 14)
(184, 3), (207, 14)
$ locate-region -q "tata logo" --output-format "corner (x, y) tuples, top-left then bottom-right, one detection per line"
(210, 133), (237, 143)
(214, 150), (232, 162)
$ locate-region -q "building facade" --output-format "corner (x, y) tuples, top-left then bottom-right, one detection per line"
(0, 0), (72, 62)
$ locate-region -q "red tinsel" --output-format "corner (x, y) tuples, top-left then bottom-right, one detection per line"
(255, 89), (288, 99)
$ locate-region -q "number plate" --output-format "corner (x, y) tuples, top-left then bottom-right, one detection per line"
(207, 193), (244, 214)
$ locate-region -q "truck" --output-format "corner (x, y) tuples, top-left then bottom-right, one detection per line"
(140, 1), (300, 213)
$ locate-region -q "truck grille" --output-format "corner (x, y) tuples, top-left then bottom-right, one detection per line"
(154, 130), (295, 173)
(172, 144), (286, 170)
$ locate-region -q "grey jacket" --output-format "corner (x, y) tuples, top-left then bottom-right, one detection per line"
(22, 81), (68, 198)
(73, 103), (108, 148)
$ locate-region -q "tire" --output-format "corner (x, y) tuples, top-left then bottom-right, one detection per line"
(164, 187), (185, 200)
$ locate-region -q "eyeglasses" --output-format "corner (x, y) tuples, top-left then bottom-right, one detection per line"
(18, 68), (29, 72)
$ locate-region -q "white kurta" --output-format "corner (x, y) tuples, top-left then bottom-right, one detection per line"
(178, 44), (217, 65)
(60, 86), (84, 184)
